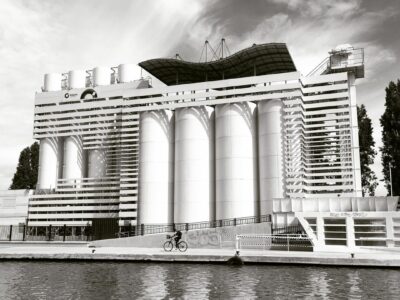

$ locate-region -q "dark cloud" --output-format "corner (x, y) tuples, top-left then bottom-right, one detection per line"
(193, 0), (282, 38)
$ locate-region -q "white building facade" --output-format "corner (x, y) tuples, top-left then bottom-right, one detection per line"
(0, 190), (31, 225)
(28, 43), (364, 230)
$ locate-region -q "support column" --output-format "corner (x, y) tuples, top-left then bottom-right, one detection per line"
(346, 216), (356, 249)
(348, 73), (362, 197)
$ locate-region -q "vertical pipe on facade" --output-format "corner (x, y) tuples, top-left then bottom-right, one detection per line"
(347, 73), (363, 197)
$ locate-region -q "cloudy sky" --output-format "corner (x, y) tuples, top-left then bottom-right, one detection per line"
(0, 0), (399, 194)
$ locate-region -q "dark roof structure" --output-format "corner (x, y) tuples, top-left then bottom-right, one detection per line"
(139, 43), (297, 86)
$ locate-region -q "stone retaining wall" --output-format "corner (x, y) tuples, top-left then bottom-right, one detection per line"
(92, 223), (272, 249)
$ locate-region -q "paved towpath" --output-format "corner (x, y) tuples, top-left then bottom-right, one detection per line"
(1, 243), (400, 267)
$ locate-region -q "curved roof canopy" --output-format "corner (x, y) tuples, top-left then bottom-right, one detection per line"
(139, 43), (296, 86)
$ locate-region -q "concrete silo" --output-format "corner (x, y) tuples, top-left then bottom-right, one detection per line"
(118, 64), (136, 83)
(139, 110), (174, 225)
(174, 106), (215, 223)
(43, 73), (61, 92)
(37, 137), (63, 189)
(93, 67), (111, 86)
(258, 100), (285, 215)
(68, 70), (86, 89)
(62, 136), (87, 182)
(215, 102), (258, 220)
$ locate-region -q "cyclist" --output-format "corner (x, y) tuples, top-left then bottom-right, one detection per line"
(172, 230), (182, 248)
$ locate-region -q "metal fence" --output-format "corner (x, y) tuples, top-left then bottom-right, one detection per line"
(0, 225), (92, 242)
(118, 214), (272, 238)
(1, 214), (272, 241)
(236, 234), (313, 252)
(272, 225), (305, 235)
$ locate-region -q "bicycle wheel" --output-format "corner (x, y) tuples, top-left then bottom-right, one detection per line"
(163, 241), (173, 252)
(178, 241), (188, 252)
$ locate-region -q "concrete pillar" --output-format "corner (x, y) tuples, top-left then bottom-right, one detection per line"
(348, 73), (362, 197)
(346, 217), (356, 249)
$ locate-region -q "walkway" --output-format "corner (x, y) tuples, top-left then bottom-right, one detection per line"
(1, 243), (400, 267)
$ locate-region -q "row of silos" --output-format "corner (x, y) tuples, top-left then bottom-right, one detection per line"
(43, 64), (137, 92)
(138, 100), (285, 225)
(37, 136), (107, 189)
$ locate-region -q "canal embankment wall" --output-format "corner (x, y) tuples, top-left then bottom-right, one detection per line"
(92, 223), (271, 249)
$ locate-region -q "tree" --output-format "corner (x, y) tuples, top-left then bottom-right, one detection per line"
(380, 80), (400, 196)
(357, 104), (378, 196)
(9, 142), (39, 189)
(29, 142), (39, 188)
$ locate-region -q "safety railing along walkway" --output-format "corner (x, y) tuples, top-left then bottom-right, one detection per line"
(117, 214), (272, 238)
(235, 233), (313, 252)
(0, 224), (92, 242)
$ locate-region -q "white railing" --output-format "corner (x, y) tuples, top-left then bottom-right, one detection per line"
(235, 234), (313, 253)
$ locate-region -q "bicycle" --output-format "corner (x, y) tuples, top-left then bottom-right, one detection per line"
(163, 234), (188, 252)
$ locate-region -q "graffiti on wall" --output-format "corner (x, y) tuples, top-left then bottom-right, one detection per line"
(185, 228), (221, 247)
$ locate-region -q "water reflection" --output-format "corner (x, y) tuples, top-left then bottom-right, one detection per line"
(347, 270), (361, 299)
(138, 265), (168, 299)
(224, 266), (258, 299)
(182, 267), (212, 299)
(0, 262), (400, 299)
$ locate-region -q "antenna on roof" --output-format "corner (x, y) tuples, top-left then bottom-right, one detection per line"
(217, 38), (231, 60)
(199, 40), (219, 63)
(198, 39), (231, 62)
(221, 38), (225, 59)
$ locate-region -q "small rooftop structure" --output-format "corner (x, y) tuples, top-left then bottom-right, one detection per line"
(139, 43), (297, 85)
(307, 44), (364, 78)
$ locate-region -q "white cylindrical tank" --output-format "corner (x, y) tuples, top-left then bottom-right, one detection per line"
(118, 64), (136, 83)
(37, 137), (63, 189)
(174, 106), (215, 223)
(68, 70), (86, 89)
(139, 110), (174, 225)
(88, 149), (107, 178)
(93, 66), (111, 86)
(63, 136), (87, 181)
(258, 100), (285, 215)
(43, 73), (61, 92)
(215, 102), (258, 220)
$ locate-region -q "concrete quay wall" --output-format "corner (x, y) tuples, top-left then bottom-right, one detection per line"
(1, 248), (400, 267)
(92, 223), (272, 249)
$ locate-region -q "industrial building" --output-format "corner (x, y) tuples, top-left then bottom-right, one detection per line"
(28, 42), (365, 234)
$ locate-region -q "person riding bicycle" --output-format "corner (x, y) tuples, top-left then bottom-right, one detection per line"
(172, 230), (182, 248)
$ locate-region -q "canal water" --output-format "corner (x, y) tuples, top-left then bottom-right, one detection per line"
(0, 262), (399, 299)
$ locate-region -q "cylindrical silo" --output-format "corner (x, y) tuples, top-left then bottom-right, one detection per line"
(93, 66), (111, 86)
(139, 110), (174, 225)
(43, 73), (61, 92)
(174, 106), (215, 223)
(88, 149), (107, 178)
(118, 64), (136, 83)
(68, 70), (86, 89)
(63, 136), (87, 182)
(258, 100), (285, 215)
(215, 102), (258, 220)
(37, 137), (63, 189)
